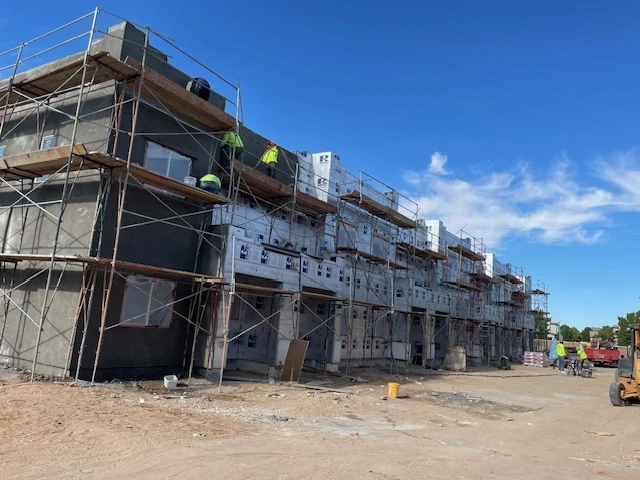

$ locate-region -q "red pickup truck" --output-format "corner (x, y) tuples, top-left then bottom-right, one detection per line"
(584, 347), (620, 367)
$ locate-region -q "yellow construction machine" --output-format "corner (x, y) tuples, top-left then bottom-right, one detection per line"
(609, 325), (640, 406)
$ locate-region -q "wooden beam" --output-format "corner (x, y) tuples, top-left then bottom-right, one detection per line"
(0, 146), (227, 205)
(1, 144), (87, 171)
(340, 190), (415, 228)
(295, 191), (337, 214)
(231, 160), (293, 198)
(123, 162), (228, 205)
(397, 242), (447, 261)
(0, 253), (224, 282)
(0, 52), (138, 106)
(89, 151), (228, 204)
(447, 244), (485, 262)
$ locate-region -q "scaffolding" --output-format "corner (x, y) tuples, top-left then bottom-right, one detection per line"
(211, 159), (421, 383)
(333, 171), (418, 374)
(531, 280), (550, 352)
(0, 8), (240, 383)
(0, 8), (545, 384)
(493, 263), (527, 358)
(441, 230), (486, 364)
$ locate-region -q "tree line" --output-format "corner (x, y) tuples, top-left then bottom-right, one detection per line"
(533, 309), (638, 346)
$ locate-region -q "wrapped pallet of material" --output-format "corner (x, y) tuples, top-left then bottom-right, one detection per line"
(310, 152), (345, 204)
(523, 351), (544, 367)
(295, 151), (314, 195)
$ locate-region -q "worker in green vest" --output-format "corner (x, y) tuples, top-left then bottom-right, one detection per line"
(219, 130), (243, 170)
(577, 342), (588, 372)
(199, 173), (222, 194)
(556, 340), (566, 373)
(260, 140), (278, 178)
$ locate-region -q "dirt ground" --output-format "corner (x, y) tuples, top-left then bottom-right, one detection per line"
(0, 364), (637, 480)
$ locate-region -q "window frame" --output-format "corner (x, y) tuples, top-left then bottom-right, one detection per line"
(143, 140), (193, 181)
(119, 275), (177, 329)
(34, 135), (56, 183)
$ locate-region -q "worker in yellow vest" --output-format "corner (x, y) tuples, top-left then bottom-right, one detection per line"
(219, 130), (243, 170)
(199, 173), (222, 194)
(260, 140), (278, 178)
(556, 340), (566, 373)
(577, 342), (588, 372)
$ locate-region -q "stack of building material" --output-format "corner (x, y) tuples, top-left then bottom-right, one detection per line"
(419, 219), (447, 253)
(523, 351), (544, 367)
(295, 151), (315, 196)
(310, 152), (345, 204)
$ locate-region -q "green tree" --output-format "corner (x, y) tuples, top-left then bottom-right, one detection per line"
(580, 327), (591, 342)
(598, 325), (615, 342)
(616, 311), (639, 346)
(559, 324), (581, 342)
(533, 309), (549, 335)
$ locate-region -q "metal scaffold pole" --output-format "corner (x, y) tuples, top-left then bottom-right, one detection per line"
(187, 283), (208, 386)
(0, 43), (24, 140)
(90, 25), (150, 385)
(218, 236), (236, 392)
(30, 8), (99, 381)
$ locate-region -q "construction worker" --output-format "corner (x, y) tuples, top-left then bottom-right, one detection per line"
(198, 173), (222, 194)
(260, 140), (278, 179)
(556, 340), (566, 373)
(577, 342), (588, 372)
(412, 341), (423, 366)
(219, 130), (243, 170)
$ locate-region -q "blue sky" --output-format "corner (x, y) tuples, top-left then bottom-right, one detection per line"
(2, 1), (640, 329)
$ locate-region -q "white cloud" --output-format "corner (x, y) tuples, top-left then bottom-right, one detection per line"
(429, 152), (449, 175)
(402, 150), (640, 249)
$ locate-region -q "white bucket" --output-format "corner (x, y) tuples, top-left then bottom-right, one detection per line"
(183, 176), (197, 187)
(164, 375), (178, 389)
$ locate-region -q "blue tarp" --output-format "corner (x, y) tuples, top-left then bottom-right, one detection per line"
(549, 337), (558, 360)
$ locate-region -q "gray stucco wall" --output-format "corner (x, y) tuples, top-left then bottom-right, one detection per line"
(0, 84), (114, 157)
(0, 170), (211, 379)
(0, 177), (100, 376)
(0, 265), (83, 377)
(98, 178), (207, 273)
(0, 176), (101, 256)
(71, 272), (193, 381)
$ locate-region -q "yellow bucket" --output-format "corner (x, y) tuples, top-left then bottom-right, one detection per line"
(387, 382), (400, 399)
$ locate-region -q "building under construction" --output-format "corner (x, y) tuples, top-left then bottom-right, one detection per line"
(0, 10), (550, 383)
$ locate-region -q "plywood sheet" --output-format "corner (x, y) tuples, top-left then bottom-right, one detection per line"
(280, 340), (309, 382)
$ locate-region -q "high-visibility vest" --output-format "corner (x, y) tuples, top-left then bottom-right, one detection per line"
(556, 343), (566, 357)
(261, 146), (278, 165)
(200, 174), (221, 187)
(577, 346), (587, 360)
(221, 132), (243, 148)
